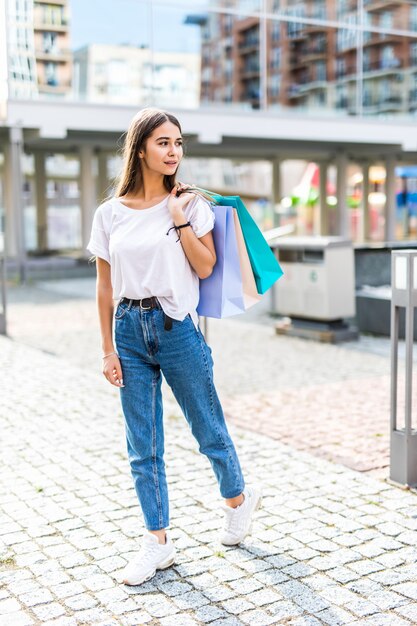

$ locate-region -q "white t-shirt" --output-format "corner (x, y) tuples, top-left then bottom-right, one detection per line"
(86, 193), (215, 329)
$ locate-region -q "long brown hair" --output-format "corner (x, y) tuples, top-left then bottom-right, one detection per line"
(113, 107), (215, 203)
(114, 107), (181, 198)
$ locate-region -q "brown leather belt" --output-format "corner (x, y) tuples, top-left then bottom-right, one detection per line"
(120, 297), (173, 330)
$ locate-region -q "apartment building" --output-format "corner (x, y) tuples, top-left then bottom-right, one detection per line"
(73, 44), (201, 109)
(33, 0), (72, 97)
(196, 0), (417, 116)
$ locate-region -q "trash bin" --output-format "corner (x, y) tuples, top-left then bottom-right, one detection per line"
(270, 236), (355, 321)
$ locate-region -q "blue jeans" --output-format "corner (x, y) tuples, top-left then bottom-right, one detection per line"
(114, 299), (245, 531)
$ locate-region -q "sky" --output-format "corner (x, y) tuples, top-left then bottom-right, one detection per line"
(70, 0), (202, 54)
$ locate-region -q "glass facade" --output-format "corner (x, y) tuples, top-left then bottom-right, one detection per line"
(3, 0), (416, 118)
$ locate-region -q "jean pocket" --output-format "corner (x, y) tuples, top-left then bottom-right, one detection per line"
(114, 302), (128, 320)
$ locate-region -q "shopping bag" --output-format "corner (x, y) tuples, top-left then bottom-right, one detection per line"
(198, 189), (284, 294)
(197, 204), (245, 318)
(232, 208), (262, 309)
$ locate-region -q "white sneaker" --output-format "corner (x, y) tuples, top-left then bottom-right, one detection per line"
(120, 530), (176, 585)
(220, 485), (263, 546)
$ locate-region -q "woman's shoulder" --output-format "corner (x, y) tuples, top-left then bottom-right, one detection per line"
(95, 197), (117, 218)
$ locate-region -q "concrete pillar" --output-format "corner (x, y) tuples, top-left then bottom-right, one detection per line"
(271, 158), (281, 228)
(34, 151), (48, 252)
(4, 127), (26, 280)
(362, 162), (370, 242)
(319, 161), (328, 235)
(79, 145), (96, 256)
(97, 150), (110, 203)
(336, 152), (349, 238)
(385, 154), (396, 242)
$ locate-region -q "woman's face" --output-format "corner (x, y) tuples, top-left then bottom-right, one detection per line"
(139, 121), (183, 176)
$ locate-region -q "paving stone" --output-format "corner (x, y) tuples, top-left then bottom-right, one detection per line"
(19, 588), (54, 606)
(203, 585), (237, 602)
(0, 597), (21, 614)
(32, 603), (67, 620)
(221, 597), (255, 614)
(63, 593), (98, 610)
(395, 602), (417, 622)
(159, 615), (201, 626)
(392, 582), (417, 600)
(172, 590), (210, 610)
(209, 618), (243, 626)
(239, 608), (277, 626)
(194, 604), (229, 623)
(118, 610), (153, 625)
(314, 606), (356, 625)
(0, 612), (34, 626)
(267, 600), (303, 619)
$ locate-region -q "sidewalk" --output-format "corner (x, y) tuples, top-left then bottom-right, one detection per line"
(1, 281), (417, 625)
(5, 279), (397, 477)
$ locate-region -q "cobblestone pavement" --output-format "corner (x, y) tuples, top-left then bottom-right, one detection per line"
(3, 334), (417, 626)
(5, 279), (400, 478)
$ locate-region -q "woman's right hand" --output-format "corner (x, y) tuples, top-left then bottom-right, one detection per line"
(102, 354), (125, 387)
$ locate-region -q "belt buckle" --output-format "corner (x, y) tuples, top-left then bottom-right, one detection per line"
(139, 298), (151, 311)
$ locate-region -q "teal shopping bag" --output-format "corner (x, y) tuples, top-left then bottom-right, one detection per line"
(198, 190), (284, 294)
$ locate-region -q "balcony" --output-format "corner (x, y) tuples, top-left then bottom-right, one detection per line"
(363, 58), (402, 73)
(363, 94), (403, 110)
(287, 79), (327, 97)
(286, 28), (307, 41)
(364, 0), (402, 11)
(238, 35), (259, 51)
(33, 17), (68, 32)
(302, 46), (327, 62)
(363, 31), (404, 46)
(35, 47), (72, 62)
(409, 89), (417, 103)
(336, 65), (358, 79)
(38, 78), (71, 93)
(240, 62), (260, 77)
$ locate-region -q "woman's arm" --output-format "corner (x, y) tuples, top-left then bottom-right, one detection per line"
(168, 185), (216, 279)
(172, 214), (216, 279)
(96, 257), (124, 387)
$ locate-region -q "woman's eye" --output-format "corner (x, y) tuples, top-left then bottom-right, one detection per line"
(159, 142), (183, 147)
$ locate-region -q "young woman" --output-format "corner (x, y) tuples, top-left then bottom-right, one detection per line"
(87, 107), (262, 586)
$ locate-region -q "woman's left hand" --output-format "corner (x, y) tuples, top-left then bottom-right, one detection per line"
(167, 182), (195, 219)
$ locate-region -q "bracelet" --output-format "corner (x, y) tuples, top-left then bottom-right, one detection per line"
(166, 222), (191, 242)
(102, 351), (118, 359)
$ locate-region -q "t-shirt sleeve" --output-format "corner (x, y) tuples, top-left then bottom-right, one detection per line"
(184, 194), (215, 238)
(86, 203), (111, 263)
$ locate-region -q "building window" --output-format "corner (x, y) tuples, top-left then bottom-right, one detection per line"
(336, 58), (346, 78)
(411, 42), (417, 66)
(269, 74), (280, 97)
(381, 45), (399, 69)
(45, 62), (58, 86)
(43, 32), (57, 53)
(270, 47), (281, 69)
(316, 61), (326, 82)
(379, 11), (392, 32)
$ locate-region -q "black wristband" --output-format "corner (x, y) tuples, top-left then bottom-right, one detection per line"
(166, 221), (192, 242)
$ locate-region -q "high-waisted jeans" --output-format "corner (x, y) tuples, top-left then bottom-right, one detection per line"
(114, 299), (245, 531)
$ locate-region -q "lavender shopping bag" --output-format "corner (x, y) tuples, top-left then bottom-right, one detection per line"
(197, 204), (245, 318)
